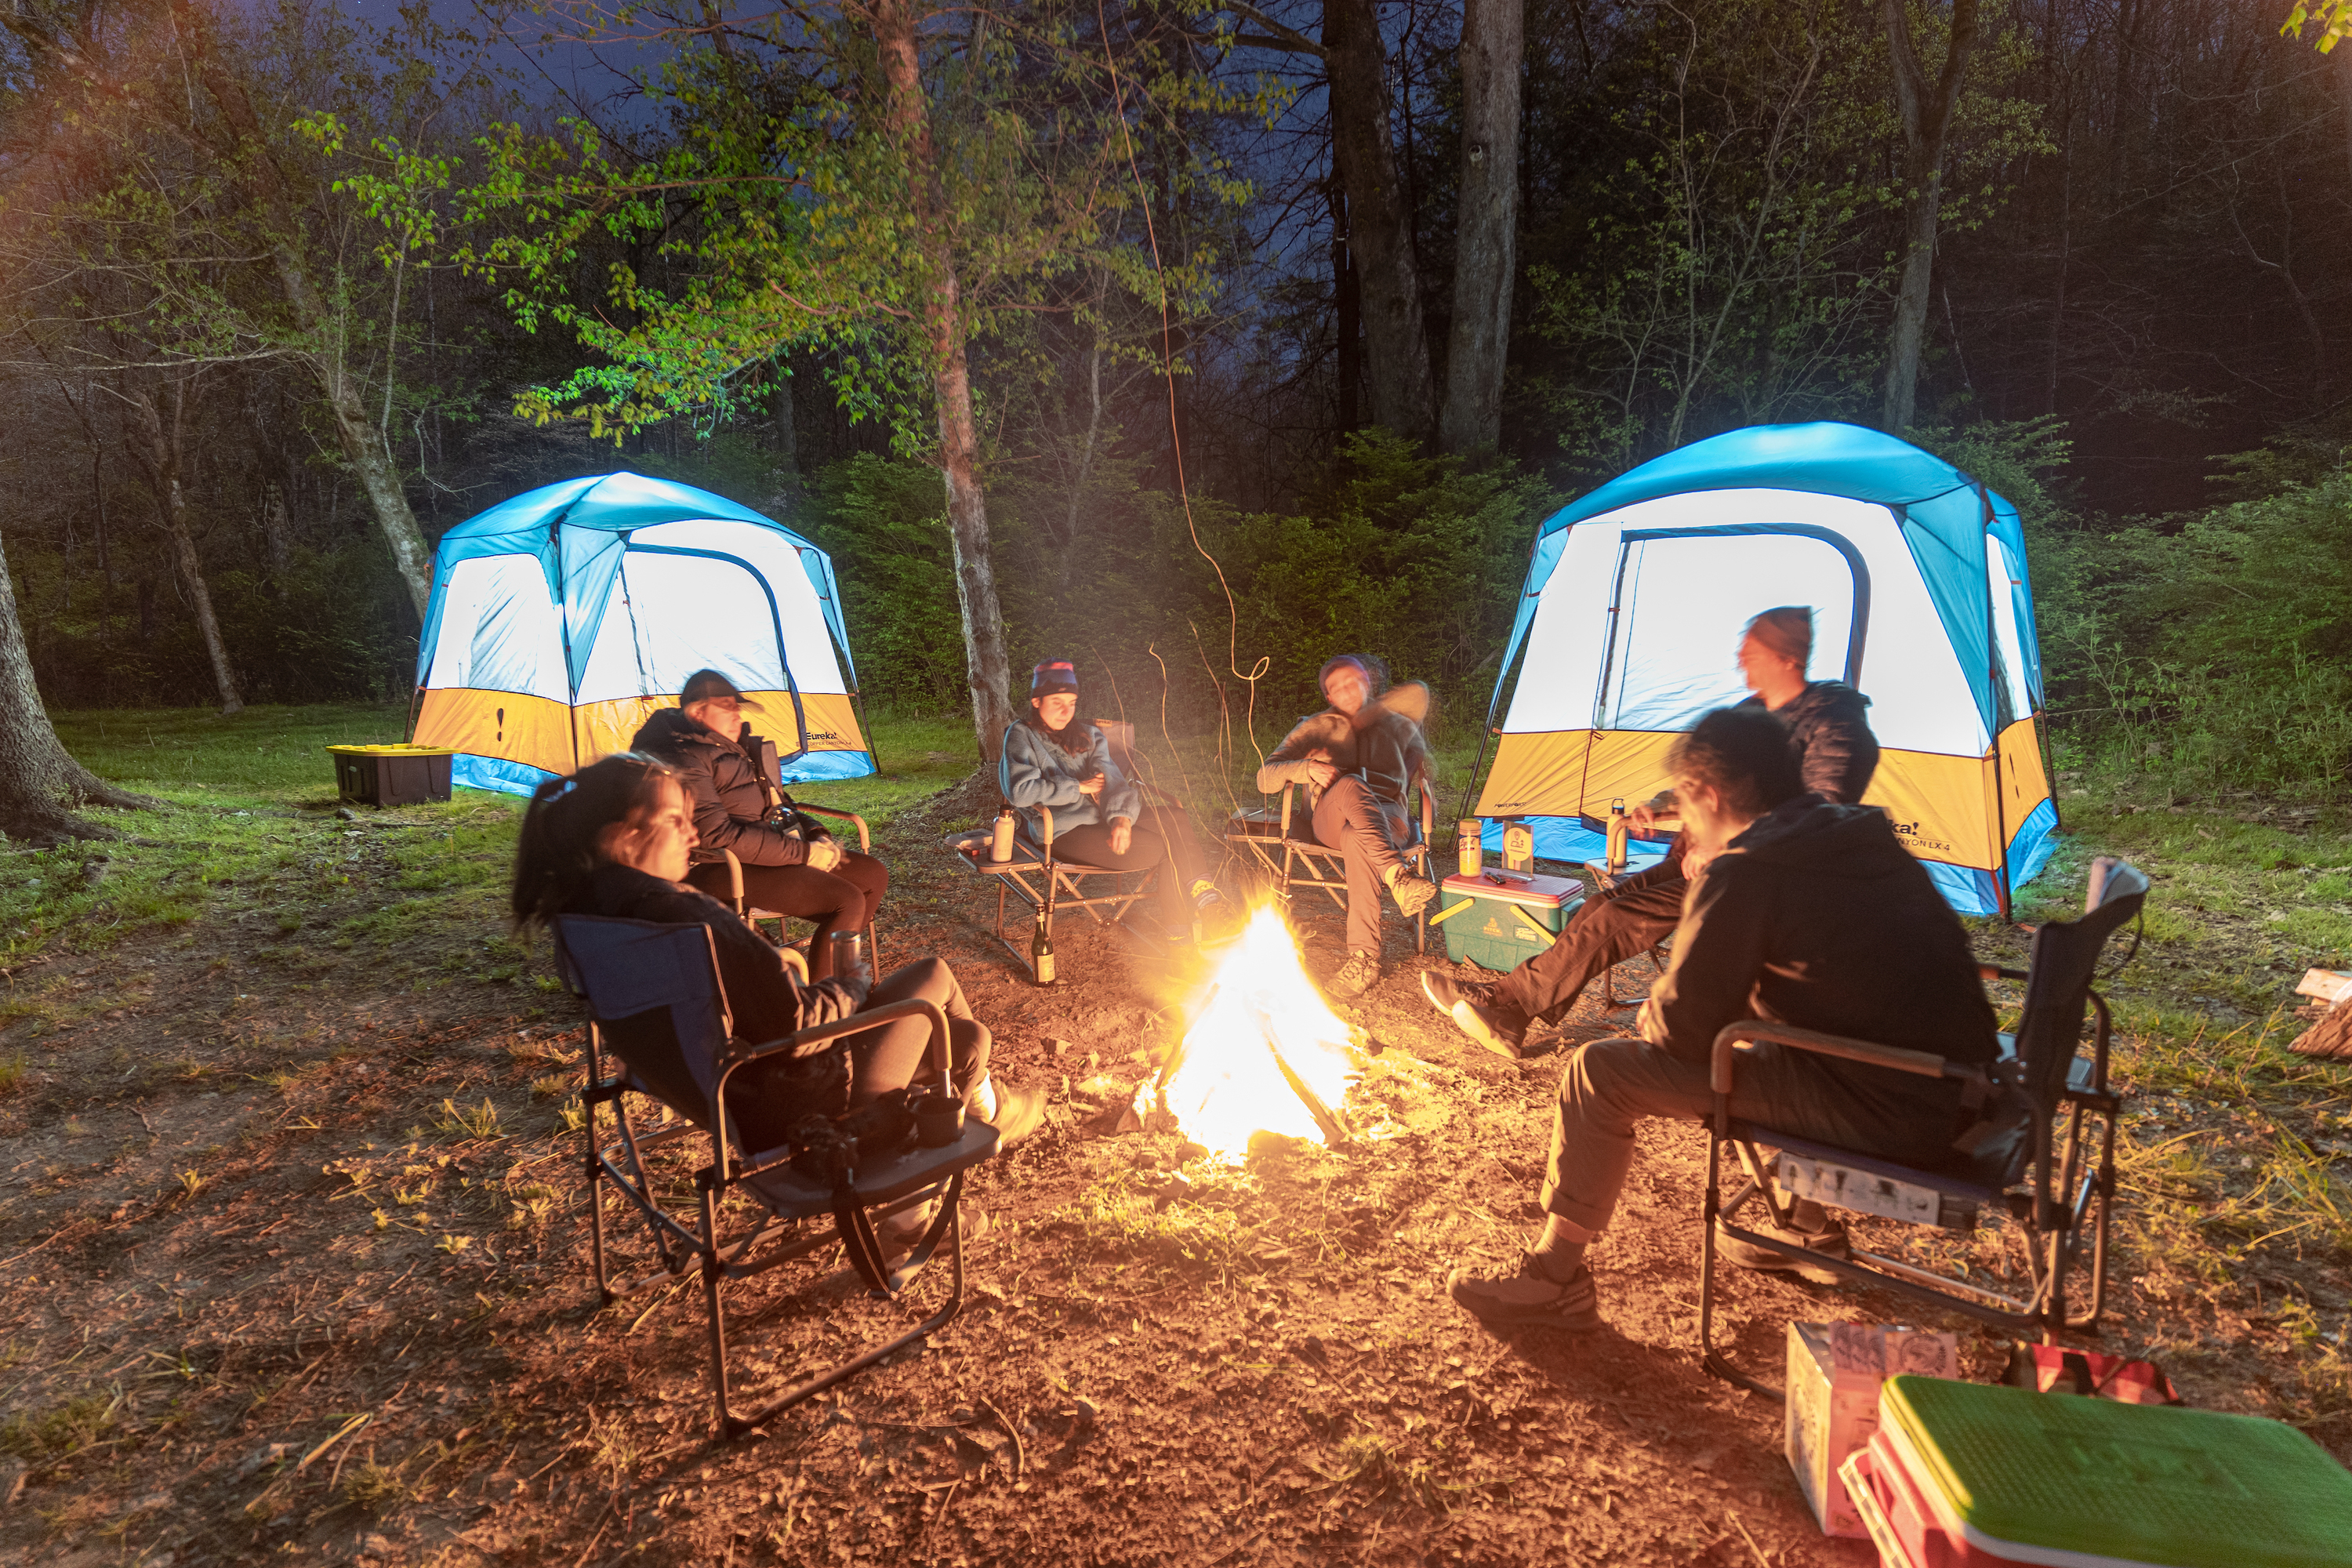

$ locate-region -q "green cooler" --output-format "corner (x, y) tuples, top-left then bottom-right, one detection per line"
(1845, 1373), (2352, 1568)
(1432, 870), (1584, 972)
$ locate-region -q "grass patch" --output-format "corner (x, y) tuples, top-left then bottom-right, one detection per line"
(0, 1388), (122, 1464)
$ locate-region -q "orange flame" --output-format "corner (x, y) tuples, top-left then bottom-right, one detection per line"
(1159, 904), (1356, 1159)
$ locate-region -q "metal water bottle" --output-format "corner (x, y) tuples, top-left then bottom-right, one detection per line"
(1606, 799), (1631, 871)
(1457, 819), (1483, 879)
(1501, 821), (1534, 873)
(989, 807), (1016, 863)
(1030, 907), (1056, 985)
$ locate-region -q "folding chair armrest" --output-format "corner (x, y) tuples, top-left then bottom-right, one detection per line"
(708, 996), (953, 1174)
(1709, 1018), (1957, 1095)
(1417, 774), (1436, 840)
(720, 847), (747, 915)
(797, 803), (870, 855)
(1036, 804), (1054, 856)
(1978, 964), (2030, 983)
(779, 947), (808, 984)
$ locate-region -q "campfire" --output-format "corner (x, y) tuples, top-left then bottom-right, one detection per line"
(1149, 904), (1359, 1160)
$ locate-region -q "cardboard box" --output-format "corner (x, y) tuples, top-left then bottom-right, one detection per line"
(1784, 1322), (1960, 1537)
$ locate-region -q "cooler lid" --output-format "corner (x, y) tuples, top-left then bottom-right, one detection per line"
(1880, 1374), (2352, 1568)
(1440, 870), (1584, 911)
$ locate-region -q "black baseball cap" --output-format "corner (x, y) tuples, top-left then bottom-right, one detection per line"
(680, 669), (764, 711)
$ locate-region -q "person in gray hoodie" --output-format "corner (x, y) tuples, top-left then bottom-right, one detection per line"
(999, 660), (1218, 939)
(1444, 707), (1997, 1331)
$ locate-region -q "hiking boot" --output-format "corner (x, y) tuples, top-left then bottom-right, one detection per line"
(1385, 866), (1437, 920)
(981, 1083), (1048, 1148)
(1326, 949), (1381, 1000)
(1446, 1252), (1603, 1331)
(1715, 1213), (1851, 1286)
(1421, 971), (1530, 1061)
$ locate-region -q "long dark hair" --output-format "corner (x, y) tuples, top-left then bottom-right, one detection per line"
(1023, 699), (1095, 757)
(510, 753), (680, 928)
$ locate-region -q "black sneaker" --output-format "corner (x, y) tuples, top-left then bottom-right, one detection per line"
(1715, 1214), (1851, 1286)
(1421, 971), (1530, 1060)
(1446, 1252), (1602, 1331)
(1327, 949), (1381, 1000)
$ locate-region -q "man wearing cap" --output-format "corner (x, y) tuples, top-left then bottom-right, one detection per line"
(629, 669), (888, 982)
(1421, 606), (1878, 1058)
(1258, 654), (1437, 998)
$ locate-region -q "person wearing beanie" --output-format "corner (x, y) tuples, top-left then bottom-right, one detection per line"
(998, 661), (1224, 940)
(1422, 606), (1881, 1059)
(1255, 653), (1436, 999)
(629, 668), (889, 981)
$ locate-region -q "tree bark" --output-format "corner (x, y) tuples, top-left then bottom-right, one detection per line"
(1331, 186), (1362, 434)
(169, 0), (434, 624)
(0, 528), (151, 845)
(1439, 0), (1523, 456)
(125, 380), (242, 715)
(870, 0), (1016, 762)
(1324, 0), (1436, 444)
(1880, 0), (1981, 435)
(768, 363), (806, 518)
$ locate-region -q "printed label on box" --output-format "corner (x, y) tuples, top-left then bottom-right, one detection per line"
(1786, 1322), (1959, 1537)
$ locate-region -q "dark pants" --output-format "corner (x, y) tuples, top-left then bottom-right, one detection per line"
(1051, 800), (1209, 929)
(687, 851), (889, 979)
(1540, 1036), (1963, 1234)
(1308, 776), (1411, 954)
(731, 956), (991, 1152)
(1493, 875), (1684, 1024)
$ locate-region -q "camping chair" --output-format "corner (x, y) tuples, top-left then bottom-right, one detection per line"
(1697, 856), (2148, 1398)
(1225, 774), (1438, 955)
(554, 914), (999, 1439)
(716, 805), (881, 969)
(946, 802), (1160, 981)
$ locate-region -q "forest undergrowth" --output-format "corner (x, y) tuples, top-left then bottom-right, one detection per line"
(0, 705), (2347, 1566)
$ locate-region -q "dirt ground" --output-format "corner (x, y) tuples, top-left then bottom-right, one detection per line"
(2, 782), (2347, 1567)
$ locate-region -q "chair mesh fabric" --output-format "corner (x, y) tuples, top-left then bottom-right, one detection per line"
(554, 916), (733, 1114)
(2008, 873), (2145, 1115)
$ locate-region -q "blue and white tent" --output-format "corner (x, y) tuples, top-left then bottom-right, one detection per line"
(412, 474), (873, 796)
(1469, 422), (2056, 916)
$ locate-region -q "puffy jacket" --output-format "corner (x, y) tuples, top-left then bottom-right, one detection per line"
(1256, 681), (1432, 809)
(630, 706), (829, 868)
(571, 862), (865, 1150)
(1639, 797), (1998, 1133)
(1737, 681), (1879, 805)
(1000, 719), (1141, 839)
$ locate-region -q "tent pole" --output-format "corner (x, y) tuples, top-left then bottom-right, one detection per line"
(1980, 483), (2011, 922)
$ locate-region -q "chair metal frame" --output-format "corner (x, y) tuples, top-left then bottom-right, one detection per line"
(1697, 857), (2147, 1399)
(1226, 775), (1436, 955)
(556, 915), (997, 1439)
(949, 803), (1160, 980)
(716, 802), (882, 969)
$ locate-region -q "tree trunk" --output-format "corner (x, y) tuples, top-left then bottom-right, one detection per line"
(768, 364), (806, 517)
(1331, 186), (1362, 434)
(0, 528), (150, 844)
(1439, 0), (1523, 456)
(1324, 0), (1436, 444)
(871, 0), (1016, 763)
(259, 481), (292, 576)
(1880, 0), (1981, 434)
(169, 0), (434, 625)
(125, 382), (242, 715)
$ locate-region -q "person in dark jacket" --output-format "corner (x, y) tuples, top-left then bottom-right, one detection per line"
(511, 753), (1043, 1158)
(999, 661), (1221, 938)
(630, 669), (887, 980)
(1424, 606), (1878, 1057)
(1257, 654), (1437, 998)
(1445, 707), (1998, 1330)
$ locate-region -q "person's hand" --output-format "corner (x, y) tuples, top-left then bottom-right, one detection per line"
(1305, 750), (1338, 789)
(804, 837), (845, 873)
(1076, 772), (1105, 798)
(1682, 844), (1722, 881)
(1108, 818), (1133, 856)
(1627, 790), (1675, 830)
(833, 953), (874, 1003)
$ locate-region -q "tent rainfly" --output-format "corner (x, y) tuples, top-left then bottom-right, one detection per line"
(1469, 422), (2056, 918)
(412, 473), (873, 797)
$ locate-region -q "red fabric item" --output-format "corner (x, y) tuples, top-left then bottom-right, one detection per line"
(2003, 1342), (2183, 1406)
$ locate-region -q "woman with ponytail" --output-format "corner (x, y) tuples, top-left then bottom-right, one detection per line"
(514, 753), (1043, 1155)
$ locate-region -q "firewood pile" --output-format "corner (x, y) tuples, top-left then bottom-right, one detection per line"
(2287, 968), (2352, 1061)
